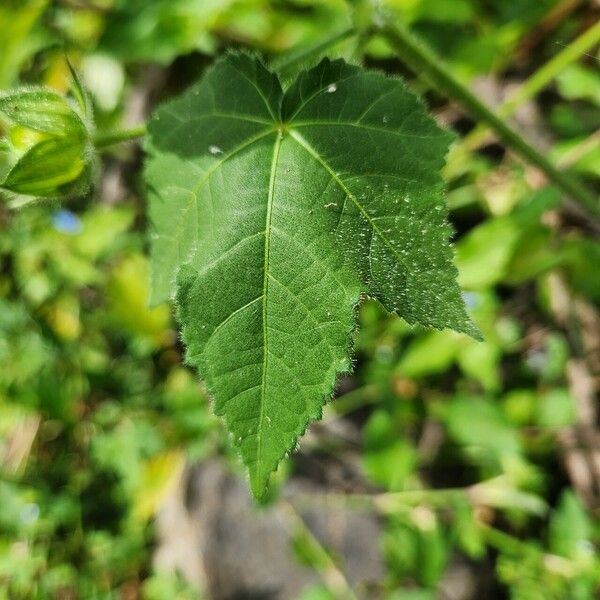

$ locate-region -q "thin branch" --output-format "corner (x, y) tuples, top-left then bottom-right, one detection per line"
(279, 501), (359, 600)
(557, 129), (600, 169)
(291, 475), (547, 517)
(272, 26), (357, 75)
(377, 20), (600, 222)
(93, 124), (147, 149)
(462, 18), (600, 152)
(480, 524), (578, 578)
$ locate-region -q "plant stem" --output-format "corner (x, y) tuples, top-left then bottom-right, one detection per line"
(462, 18), (600, 152)
(323, 384), (381, 422)
(93, 124), (147, 149)
(292, 475), (547, 516)
(279, 501), (359, 600)
(273, 26), (357, 75)
(503, 18), (600, 114)
(479, 523), (527, 556)
(292, 487), (466, 514)
(378, 21), (600, 221)
(557, 129), (600, 169)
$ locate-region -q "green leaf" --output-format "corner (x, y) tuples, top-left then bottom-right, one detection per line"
(397, 330), (462, 378)
(456, 216), (522, 289)
(536, 389), (575, 429)
(549, 490), (593, 561)
(363, 409), (418, 490)
(0, 0), (47, 88)
(443, 395), (521, 468)
(556, 64), (600, 105)
(145, 53), (478, 498)
(100, 0), (223, 64)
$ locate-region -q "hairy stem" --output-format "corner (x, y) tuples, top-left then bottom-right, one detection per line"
(378, 21), (600, 221)
(272, 26), (357, 75)
(93, 124), (147, 149)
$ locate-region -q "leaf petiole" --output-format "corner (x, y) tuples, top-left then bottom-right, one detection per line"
(93, 124), (147, 149)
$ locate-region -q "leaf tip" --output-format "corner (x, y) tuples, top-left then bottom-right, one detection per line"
(462, 318), (484, 342)
(249, 466), (271, 502)
(469, 326), (484, 343)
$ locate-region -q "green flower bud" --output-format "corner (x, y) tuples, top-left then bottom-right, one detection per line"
(0, 83), (94, 200)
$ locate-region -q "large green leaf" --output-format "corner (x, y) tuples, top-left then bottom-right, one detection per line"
(145, 53), (478, 498)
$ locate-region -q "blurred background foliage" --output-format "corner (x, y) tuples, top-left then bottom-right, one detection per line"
(0, 0), (599, 599)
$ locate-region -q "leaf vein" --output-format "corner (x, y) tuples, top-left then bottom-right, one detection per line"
(291, 120), (446, 139)
(256, 130), (283, 490)
(288, 129), (412, 275)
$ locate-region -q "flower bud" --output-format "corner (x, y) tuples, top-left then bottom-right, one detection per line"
(0, 86), (93, 199)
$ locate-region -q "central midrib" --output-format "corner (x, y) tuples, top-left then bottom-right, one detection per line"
(256, 128), (283, 486)
(247, 118), (414, 488)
